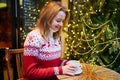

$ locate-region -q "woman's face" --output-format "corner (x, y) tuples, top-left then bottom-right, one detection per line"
(50, 11), (66, 32)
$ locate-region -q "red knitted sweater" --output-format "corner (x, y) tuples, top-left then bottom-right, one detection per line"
(23, 29), (68, 80)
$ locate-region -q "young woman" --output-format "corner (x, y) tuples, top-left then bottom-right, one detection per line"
(23, 1), (80, 80)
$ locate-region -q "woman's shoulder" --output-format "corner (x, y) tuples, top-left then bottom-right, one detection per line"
(26, 29), (42, 38)
(24, 29), (43, 46)
(26, 29), (45, 42)
(28, 29), (39, 36)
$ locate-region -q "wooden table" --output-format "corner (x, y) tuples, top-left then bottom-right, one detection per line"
(57, 63), (120, 80)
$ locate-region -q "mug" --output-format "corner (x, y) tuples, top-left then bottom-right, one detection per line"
(66, 60), (82, 75)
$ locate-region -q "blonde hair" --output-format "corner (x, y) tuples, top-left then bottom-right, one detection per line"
(35, 1), (70, 40)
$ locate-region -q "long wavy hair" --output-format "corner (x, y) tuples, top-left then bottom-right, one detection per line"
(35, 1), (70, 40)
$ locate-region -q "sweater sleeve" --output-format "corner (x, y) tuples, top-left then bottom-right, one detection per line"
(23, 32), (63, 79)
(59, 59), (69, 66)
(24, 56), (63, 79)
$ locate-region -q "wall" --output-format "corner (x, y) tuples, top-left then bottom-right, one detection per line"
(0, 7), (12, 48)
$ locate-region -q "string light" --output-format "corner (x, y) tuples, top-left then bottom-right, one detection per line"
(64, 0), (120, 69)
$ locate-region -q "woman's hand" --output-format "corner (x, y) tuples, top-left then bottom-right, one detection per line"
(66, 60), (82, 75)
(62, 64), (78, 76)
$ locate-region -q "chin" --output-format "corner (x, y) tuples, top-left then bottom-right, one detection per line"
(54, 29), (59, 32)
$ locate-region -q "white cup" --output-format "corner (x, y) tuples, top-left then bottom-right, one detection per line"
(66, 60), (82, 75)
(75, 66), (82, 75)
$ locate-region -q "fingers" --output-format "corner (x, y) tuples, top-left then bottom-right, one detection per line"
(67, 65), (77, 72)
(62, 64), (78, 76)
(63, 60), (83, 76)
(65, 69), (75, 76)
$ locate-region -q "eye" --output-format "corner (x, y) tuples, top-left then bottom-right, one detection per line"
(56, 20), (61, 22)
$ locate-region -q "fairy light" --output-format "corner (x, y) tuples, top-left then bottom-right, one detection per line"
(92, 34), (94, 37)
(77, 32), (79, 35)
(75, 11), (78, 13)
(20, 0), (49, 43)
(99, 9), (101, 12)
(64, 0), (120, 70)
(73, 32), (75, 35)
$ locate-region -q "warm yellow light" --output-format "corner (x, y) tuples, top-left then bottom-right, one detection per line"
(0, 3), (7, 8)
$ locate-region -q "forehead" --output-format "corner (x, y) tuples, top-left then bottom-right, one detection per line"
(55, 11), (66, 19)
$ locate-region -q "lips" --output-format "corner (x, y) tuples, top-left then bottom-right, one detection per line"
(55, 26), (60, 30)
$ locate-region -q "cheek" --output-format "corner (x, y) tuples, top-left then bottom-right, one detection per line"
(51, 20), (57, 26)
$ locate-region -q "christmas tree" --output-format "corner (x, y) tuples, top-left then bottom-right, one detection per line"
(64, 0), (120, 73)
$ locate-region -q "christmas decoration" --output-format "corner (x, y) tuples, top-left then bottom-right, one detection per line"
(64, 0), (120, 73)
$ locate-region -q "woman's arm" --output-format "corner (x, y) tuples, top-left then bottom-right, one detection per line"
(23, 55), (63, 79)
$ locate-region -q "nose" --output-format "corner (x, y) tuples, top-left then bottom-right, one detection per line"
(59, 22), (63, 27)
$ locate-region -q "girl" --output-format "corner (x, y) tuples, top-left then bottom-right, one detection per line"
(24, 1), (80, 80)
